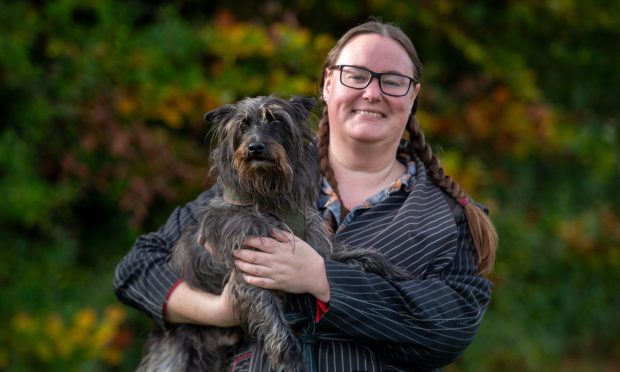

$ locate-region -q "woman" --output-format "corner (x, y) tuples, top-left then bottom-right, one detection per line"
(114, 20), (497, 371)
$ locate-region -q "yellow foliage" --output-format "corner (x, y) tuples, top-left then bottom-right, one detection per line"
(75, 308), (97, 329)
(8, 305), (129, 367)
(152, 87), (203, 129)
(422, 84), (563, 158)
(105, 304), (126, 323)
(440, 149), (489, 196)
(272, 22), (311, 49)
(109, 12), (336, 131)
(44, 314), (64, 341)
(102, 347), (123, 365)
(115, 93), (138, 116)
(313, 33), (336, 53)
(11, 312), (36, 333)
(205, 16), (274, 61)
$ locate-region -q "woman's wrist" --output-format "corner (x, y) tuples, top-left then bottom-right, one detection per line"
(310, 255), (331, 303)
(164, 281), (238, 326)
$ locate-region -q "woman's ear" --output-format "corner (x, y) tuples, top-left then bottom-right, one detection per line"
(410, 83), (421, 108)
(413, 83), (421, 97)
(322, 68), (333, 102)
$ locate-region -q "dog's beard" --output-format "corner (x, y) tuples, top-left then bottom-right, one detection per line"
(232, 143), (294, 198)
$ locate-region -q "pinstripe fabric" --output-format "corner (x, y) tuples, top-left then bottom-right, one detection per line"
(114, 155), (493, 371)
(113, 187), (218, 327)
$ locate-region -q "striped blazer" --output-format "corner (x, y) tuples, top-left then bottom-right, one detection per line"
(114, 157), (493, 371)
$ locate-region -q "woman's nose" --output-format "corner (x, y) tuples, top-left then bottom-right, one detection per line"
(362, 77), (383, 101)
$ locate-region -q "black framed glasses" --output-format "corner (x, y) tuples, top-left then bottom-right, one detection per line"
(330, 64), (417, 97)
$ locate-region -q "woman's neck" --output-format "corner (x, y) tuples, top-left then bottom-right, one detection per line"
(328, 143), (405, 210)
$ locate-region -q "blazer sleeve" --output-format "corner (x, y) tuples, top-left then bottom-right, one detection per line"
(113, 187), (217, 328)
(316, 207), (493, 370)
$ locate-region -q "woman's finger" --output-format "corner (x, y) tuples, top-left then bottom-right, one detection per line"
(234, 247), (271, 264)
(243, 236), (278, 253)
(241, 273), (277, 289)
(270, 228), (295, 243)
(234, 258), (271, 277)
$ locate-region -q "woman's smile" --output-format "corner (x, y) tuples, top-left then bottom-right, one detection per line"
(353, 109), (385, 118)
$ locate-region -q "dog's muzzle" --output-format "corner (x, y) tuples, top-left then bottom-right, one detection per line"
(248, 141), (267, 160)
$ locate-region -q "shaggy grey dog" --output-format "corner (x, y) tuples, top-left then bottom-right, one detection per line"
(137, 95), (410, 372)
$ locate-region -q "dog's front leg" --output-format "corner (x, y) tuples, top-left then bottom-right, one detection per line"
(233, 279), (306, 372)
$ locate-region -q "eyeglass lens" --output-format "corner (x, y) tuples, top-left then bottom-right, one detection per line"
(339, 65), (412, 96)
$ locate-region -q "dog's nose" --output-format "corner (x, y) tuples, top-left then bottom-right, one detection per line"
(248, 142), (266, 156)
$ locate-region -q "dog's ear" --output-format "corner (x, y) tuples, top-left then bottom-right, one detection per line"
(289, 96), (316, 121)
(204, 104), (235, 125)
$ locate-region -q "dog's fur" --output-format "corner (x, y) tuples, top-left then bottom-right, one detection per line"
(137, 95), (410, 372)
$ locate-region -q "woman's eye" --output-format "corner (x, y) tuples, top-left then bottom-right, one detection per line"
(383, 79), (403, 87)
(348, 74), (366, 82)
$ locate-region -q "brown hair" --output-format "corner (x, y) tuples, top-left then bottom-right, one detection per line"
(317, 20), (497, 274)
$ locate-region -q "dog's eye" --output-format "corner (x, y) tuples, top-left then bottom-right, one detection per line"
(239, 122), (250, 131)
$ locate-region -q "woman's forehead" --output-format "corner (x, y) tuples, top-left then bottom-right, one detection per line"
(336, 34), (414, 75)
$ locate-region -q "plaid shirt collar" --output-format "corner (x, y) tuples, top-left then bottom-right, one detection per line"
(319, 140), (417, 232)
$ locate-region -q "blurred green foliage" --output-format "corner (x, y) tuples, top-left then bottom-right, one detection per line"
(1, 0), (618, 370)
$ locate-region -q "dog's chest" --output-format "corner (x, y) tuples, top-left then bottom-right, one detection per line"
(201, 201), (294, 249)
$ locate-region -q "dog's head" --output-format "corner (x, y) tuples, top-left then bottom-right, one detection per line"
(204, 95), (319, 208)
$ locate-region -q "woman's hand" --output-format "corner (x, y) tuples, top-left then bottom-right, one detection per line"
(234, 229), (331, 302)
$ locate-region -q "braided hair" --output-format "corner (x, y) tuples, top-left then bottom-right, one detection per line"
(317, 20), (497, 274)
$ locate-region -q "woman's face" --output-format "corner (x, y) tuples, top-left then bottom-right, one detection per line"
(323, 34), (419, 147)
